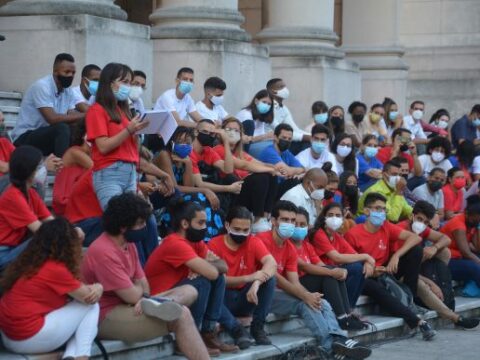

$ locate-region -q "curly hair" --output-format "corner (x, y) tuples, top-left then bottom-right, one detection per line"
(1, 218), (82, 291)
(102, 192), (151, 235)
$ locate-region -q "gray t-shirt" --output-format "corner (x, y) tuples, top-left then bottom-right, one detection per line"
(12, 75), (76, 141)
(412, 183), (444, 210)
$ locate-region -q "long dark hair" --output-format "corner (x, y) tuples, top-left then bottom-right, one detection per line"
(71, 119), (86, 146)
(327, 105), (345, 138)
(96, 62), (133, 123)
(309, 202), (343, 242)
(429, 108), (450, 124)
(331, 134), (356, 173)
(455, 139), (475, 168)
(245, 89), (274, 124)
(9, 145), (43, 199)
(339, 171), (359, 214)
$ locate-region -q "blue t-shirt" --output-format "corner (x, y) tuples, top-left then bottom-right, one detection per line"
(451, 115), (477, 148)
(357, 153), (383, 191)
(259, 144), (303, 168)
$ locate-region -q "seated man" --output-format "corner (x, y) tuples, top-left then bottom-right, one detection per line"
(12, 53), (84, 157)
(392, 156), (422, 208)
(256, 200), (372, 359)
(129, 70), (148, 116)
(358, 159), (412, 222)
(451, 103), (480, 149)
(196, 77), (229, 125)
(81, 193), (210, 359)
(209, 206), (277, 349)
(412, 167), (446, 222)
(402, 100), (429, 146)
(345, 193), (436, 340)
(295, 124), (337, 171)
(71, 64), (101, 112)
(145, 200), (238, 355)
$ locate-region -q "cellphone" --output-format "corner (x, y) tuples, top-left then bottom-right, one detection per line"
(139, 113), (147, 122)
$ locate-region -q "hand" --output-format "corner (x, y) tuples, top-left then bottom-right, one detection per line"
(408, 142), (417, 156)
(213, 128), (228, 143)
(127, 115), (149, 134)
(274, 163), (289, 177)
(133, 299), (143, 316)
(430, 214), (440, 230)
(139, 181), (156, 196)
(373, 266), (387, 278)
(250, 271), (269, 283)
(159, 175), (175, 196)
(427, 281), (444, 301)
(395, 176), (407, 194)
(369, 169), (383, 179)
(206, 250), (220, 262)
(203, 189), (220, 210)
(303, 292), (323, 311)
(228, 181), (243, 194)
(45, 153), (63, 173)
(84, 283), (103, 304)
(364, 255), (376, 266)
(386, 255), (399, 274)
(75, 227), (85, 243)
(363, 262), (374, 278)
(330, 268), (348, 281)
(392, 140), (401, 156)
(246, 281), (260, 305)
(171, 153), (191, 164)
(242, 135), (252, 144)
(422, 246), (438, 262)
(187, 270), (199, 280)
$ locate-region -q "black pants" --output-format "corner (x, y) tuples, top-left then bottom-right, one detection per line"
(394, 245), (423, 296)
(235, 173), (278, 216)
(300, 274), (350, 317)
(14, 123), (71, 157)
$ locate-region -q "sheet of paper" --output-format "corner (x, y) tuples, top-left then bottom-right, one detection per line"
(136, 110), (177, 142)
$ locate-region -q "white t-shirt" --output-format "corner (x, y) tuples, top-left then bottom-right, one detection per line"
(195, 100), (228, 123)
(295, 147), (338, 172)
(418, 154), (452, 177)
(280, 183), (318, 225)
(154, 88), (196, 122)
(236, 109), (267, 137)
(403, 115), (427, 140)
(412, 183), (444, 210)
(333, 157), (359, 177)
(271, 101), (309, 142)
(71, 85), (95, 106)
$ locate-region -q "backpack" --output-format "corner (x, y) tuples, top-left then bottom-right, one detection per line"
(421, 258), (456, 311)
(377, 274), (420, 314)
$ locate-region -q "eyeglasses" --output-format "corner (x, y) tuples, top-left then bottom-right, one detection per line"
(368, 206), (387, 213)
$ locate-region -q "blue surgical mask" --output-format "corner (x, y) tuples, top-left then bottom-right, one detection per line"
(369, 211), (386, 227)
(292, 226), (308, 241)
(364, 146), (378, 158)
(277, 222), (295, 239)
(473, 118), (480, 127)
(256, 102), (271, 114)
(87, 80), (98, 97)
(311, 141), (327, 154)
(178, 80), (193, 94)
(172, 143), (192, 159)
(114, 84), (131, 101)
(314, 113), (328, 124)
(389, 111), (398, 121)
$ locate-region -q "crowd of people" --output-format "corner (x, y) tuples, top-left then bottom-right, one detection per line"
(0, 52), (480, 360)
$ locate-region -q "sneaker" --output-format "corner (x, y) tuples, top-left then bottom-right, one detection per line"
(250, 321), (272, 345)
(346, 314), (370, 331)
(418, 321), (436, 341)
(231, 324), (253, 350)
(455, 316), (480, 329)
(201, 330), (240, 353)
(337, 316), (349, 330)
(140, 297), (183, 322)
(332, 338), (371, 359)
(252, 218), (271, 234)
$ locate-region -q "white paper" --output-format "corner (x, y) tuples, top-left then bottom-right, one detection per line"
(136, 110), (178, 142)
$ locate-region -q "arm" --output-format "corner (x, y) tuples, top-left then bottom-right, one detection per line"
(325, 249), (375, 266)
(225, 253), (277, 287)
(453, 229), (480, 264)
(94, 129), (131, 155)
(276, 271), (309, 300)
(67, 147), (93, 169)
(27, 220), (43, 233)
(69, 283), (103, 304)
(185, 257), (220, 280)
(75, 102), (90, 114)
(192, 173), (236, 193)
(189, 111), (203, 123)
(0, 161), (8, 174)
(115, 277), (150, 305)
(410, 147), (423, 177)
(297, 259), (341, 277)
(171, 110), (197, 128)
(235, 157), (275, 174)
(426, 229), (451, 250)
(39, 107), (84, 125)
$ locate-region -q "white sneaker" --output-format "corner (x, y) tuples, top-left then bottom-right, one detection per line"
(252, 218), (271, 234)
(140, 298), (183, 322)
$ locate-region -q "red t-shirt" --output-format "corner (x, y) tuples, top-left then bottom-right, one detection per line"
(440, 214), (476, 259)
(208, 234), (270, 289)
(81, 233), (145, 321)
(393, 220), (431, 251)
(344, 222), (404, 266)
(442, 184), (464, 213)
(86, 103), (139, 171)
(52, 165), (87, 216)
(190, 146), (222, 175)
(64, 170), (103, 223)
(145, 233), (208, 294)
(0, 260), (81, 340)
(256, 231), (298, 277)
(0, 186), (51, 246)
(213, 145), (253, 179)
(311, 228), (356, 265)
(0, 138), (15, 175)
(291, 240), (321, 277)
(377, 146), (414, 170)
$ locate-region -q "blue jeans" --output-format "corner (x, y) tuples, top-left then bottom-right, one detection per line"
(270, 290), (347, 352)
(93, 161), (137, 210)
(0, 238), (31, 270)
(449, 258), (480, 288)
(75, 217), (104, 247)
(341, 262), (365, 308)
(219, 277), (276, 331)
(177, 275), (226, 332)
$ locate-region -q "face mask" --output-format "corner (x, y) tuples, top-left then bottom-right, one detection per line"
(364, 146), (378, 158)
(431, 151), (445, 163)
(412, 110), (424, 121)
(411, 221), (427, 235)
(389, 111), (398, 121)
(437, 120), (448, 129)
(324, 189), (335, 200)
(186, 226), (207, 243)
(400, 144), (409, 152)
(256, 102), (271, 114)
(226, 130), (241, 144)
(197, 132), (216, 147)
(325, 216), (343, 231)
(369, 211), (386, 227)
(311, 141), (327, 154)
(310, 186), (325, 201)
(314, 113), (328, 124)
(370, 113), (381, 123)
(210, 95), (224, 106)
(292, 226), (308, 241)
(388, 175), (400, 189)
(277, 222), (295, 239)
(276, 87), (290, 100)
(352, 114), (364, 123)
(114, 84), (131, 101)
(344, 185), (357, 197)
(228, 229), (249, 245)
(277, 139), (291, 152)
(473, 118), (480, 127)
(172, 143), (192, 159)
(129, 86), (144, 101)
(330, 116), (344, 128)
(337, 145), (352, 157)
(124, 226), (148, 243)
(453, 178), (466, 190)
(87, 80), (99, 97)
(57, 75), (74, 88)
(428, 180), (443, 192)
(178, 80), (193, 94)
(34, 165), (47, 185)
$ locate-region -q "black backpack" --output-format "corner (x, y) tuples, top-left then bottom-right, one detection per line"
(421, 258), (456, 311)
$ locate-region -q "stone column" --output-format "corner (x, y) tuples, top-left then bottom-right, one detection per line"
(342, 0), (409, 111)
(255, 0), (360, 128)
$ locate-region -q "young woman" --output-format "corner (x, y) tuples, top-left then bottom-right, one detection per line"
(418, 136), (453, 178)
(331, 134), (358, 177)
(291, 207), (367, 330)
(0, 146), (53, 270)
(357, 134), (383, 191)
(426, 109), (450, 138)
(382, 97), (402, 137)
(305, 100), (329, 132)
(326, 105), (345, 142)
(364, 104), (388, 141)
(442, 167), (466, 220)
(0, 218), (102, 358)
(338, 171), (360, 221)
(449, 139), (475, 187)
(86, 62), (148, 210)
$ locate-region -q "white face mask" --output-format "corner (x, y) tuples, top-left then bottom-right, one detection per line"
(325, 216), (343, 231)
(431, 151), (445, 163)
(276, 87), (290, 100)
(129, 86), (144, 101)
(388, 175), (400, 189)
(309, 184), (324, 201)
(437, 120), (448, 129)
(226, 130), (241, 144)
(412, 221), (427, 235)
(211, 95), (224, 106)
(337, 144), (352, 157)
(412, 110), (424, 121)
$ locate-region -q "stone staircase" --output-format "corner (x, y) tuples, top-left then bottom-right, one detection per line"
(0, 91), (21, 132)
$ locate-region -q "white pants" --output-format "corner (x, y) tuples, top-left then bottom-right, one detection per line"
(1, 301), (99, 358)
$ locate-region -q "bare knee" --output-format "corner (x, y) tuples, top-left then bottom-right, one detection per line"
(167, 306), (194, 332)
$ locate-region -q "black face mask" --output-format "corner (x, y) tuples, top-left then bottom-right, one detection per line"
(124, 226), (148, 243)
(229, 232), (248, 245)
(324, 189), (335, 200)
(428, 181), (443, 192)
(330, 116), (344, 128)
(197, 132), (216, 147)
(277, 139), (291, 152)
(352, 114), (364, 123)
(400, 144), (409, 152)
(57, 75), (74, 89)
(344, 185), (357, 197)
(186, 226), (207, 243)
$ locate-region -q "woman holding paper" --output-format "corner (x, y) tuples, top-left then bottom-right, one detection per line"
(86, 62), (148, 209)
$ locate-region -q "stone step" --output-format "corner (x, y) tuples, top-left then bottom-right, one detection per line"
(0, 91), (22, 107)
(0, 104), (19, 130)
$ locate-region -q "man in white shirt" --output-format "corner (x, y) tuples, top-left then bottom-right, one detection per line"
(196, 77), (229, 125)
(280, 168), (327, 225)
(71, 64), (101, 113)
(129, 70), (147, 117)
(403, 100), (429, 145)
(296, 124), (337, 172)
(154, 67), (202, 128)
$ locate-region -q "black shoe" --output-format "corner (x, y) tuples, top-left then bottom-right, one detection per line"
(338, 316), (349, 330)
(250, 321), (272, 345)
(231, 325), (253, 350)
(455, 316), (480, 329)
(332, 338), (371, 359)
(419, 321), (436, 341)
(346, 314), (369, 331)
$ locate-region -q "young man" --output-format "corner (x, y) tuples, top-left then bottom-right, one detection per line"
(145, 200), (238, 355)
(345, 193), (436, 340)
(71, 64), (101, 112)
(209, 206), (277, 349)
(392, 156), (422, 208)
(412, 167), (446, 221)
(295, 124), (337, 172)
(130, 70), (147, 116)
(154, 67), (202, 127)
(81, 193), (210, 360)
(256, 200), (372, 359)
(12, 53), (84, 157)
(196, 76), (229, 124)
(451, 103), (480, 148)
(402, 100), (429, 145)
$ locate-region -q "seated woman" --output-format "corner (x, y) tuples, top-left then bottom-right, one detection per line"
(382, 97), (403, 138)
(357, 135), (383, 192)
(291, 207), (368, 331)
(426, 109), (450, 139)
(442, 167), (466, 220)
(304, 100), (329, 133)
(331, 134), (358, 177)
(52, 120), (93, 215)
(0, 146), (53, 270)
(337, 171), (362, 224)
(364, 103), (388, 142)
(0, 218), (102, 358)
(326, 105), (345, 142)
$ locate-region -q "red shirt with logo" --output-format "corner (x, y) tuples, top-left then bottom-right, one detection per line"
(311, 228), (357, 265)
(256, 231), (297, 277)
(291, 240), (321, 277)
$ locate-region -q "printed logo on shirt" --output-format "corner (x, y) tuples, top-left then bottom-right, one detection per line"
(378, 239), (387, 251)
(239, 257), (247, 270)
